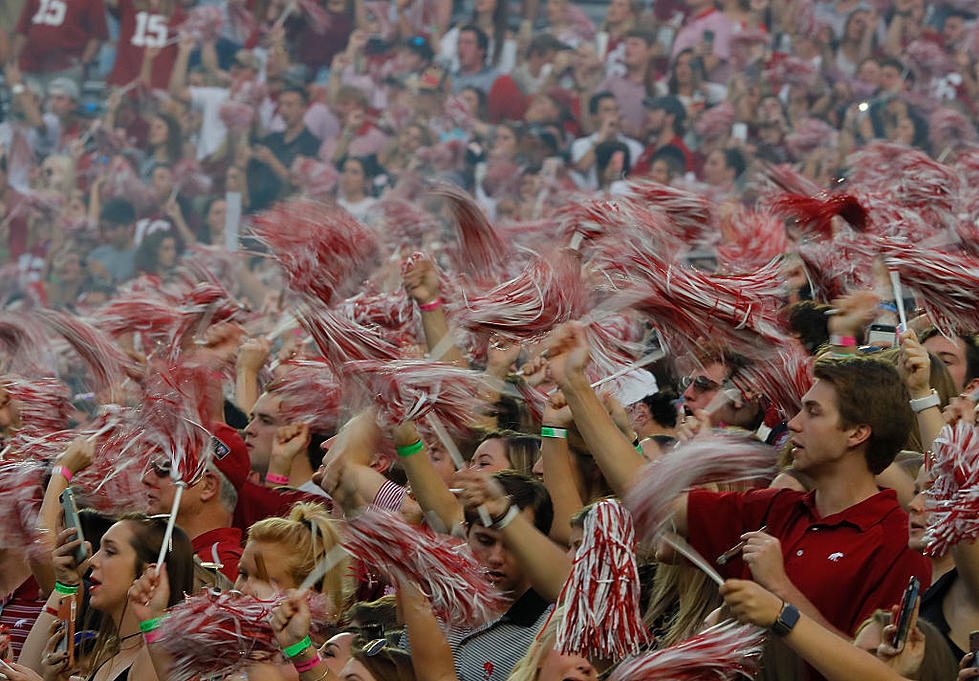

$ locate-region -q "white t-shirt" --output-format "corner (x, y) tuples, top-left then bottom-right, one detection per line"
(440, 25), (517, 75)
(189, 86), (230, 160)
(338, 195), (378, 223)
(569, 132), (644, 190)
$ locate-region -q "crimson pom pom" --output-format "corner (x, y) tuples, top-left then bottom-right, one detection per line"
(785, 118), (838, 158)
(0, 459), (46, 550)
(926, 422), (979, 556)
(336, 287), (418, 340)
(343, 509), (506, 628)
(883, 242), (979, 337)
(94, 293), (182, 343)
(625, 431), (776, 543)
(170, 282), (248, 357)
(772, 193), (868, 238)
(718, 208), (788, 272)
(301, 306), (402, 370)
(172, 159), (214, 197)
(0, 315), (54, 375)
(606, 621), (765, 681)
(101, 157), (156, 212)
(270, 359), (343, 434)
(343, 358), (486, 437)
(730, 343), (814, 419)
(297, 0), (332, 33)
(556, 499), (649, 660)
(179, 5), (225, 42)
(905, 39), (955, 80)
(292, 157), (339, 202)
(625, 181), (715, 245)
(37, 309), (134, 392)
(929, 107), (978, 159)
(218, 100), (255, 133)
(451, 251), (587, 344)
(429, 184), (509, 282)
(0, 377), (73, 443)
(155, 590), (336, 680)
(514, 379), (547, 425)
(796, 233), (879, 300)
(765, 55), (819, 88)
(694, 101), (735, 142)
(252, 199), (378, 305)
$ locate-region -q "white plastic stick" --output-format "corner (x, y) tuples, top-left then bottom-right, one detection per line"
(425, 414), (492, 527)
(155, 482), (185, 573)
(661, 532), (724, 586)
(889, 270), (908, 331)
(299, 544), (349, 591)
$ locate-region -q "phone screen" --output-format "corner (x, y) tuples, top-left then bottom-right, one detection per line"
(893, 576), (920, 651)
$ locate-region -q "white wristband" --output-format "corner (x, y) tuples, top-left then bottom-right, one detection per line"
(491, 504), (520, 530)
(909, 389), (940, 413)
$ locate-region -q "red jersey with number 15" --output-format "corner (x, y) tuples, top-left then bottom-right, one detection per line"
(15, 0), (109, 73)
(107, 0), (183, 90)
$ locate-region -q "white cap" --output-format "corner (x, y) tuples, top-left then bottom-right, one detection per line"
(611, 369), (659, 407)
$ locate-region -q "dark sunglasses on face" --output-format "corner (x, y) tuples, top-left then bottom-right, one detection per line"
(680, 375), (722, 393)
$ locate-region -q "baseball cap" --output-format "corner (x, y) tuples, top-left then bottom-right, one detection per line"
(210, 422), (250, 492)
(611, 369), (660, 406)
(48, 77), (80, 101)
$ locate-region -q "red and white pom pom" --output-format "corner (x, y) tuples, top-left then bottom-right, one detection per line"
(883, 243), (979, 337)
(291, 157), (339, 202)
(429, 184), (509, 282)
(0, 459), (47, 550)
(170, 282), (248, 357)
(251, 199), (378, 305)
(731, 342), (814, 419)
(924, 422), (979, 556)
(37, 309), (135, 392)
(452, 251), (587, 343)
(606, 620), (765, 681)
(622, 181), (715, 245)
(0, 377), (73, 443)
(94, 292), (182, 344)
(297, 0), (332, 33)
(796, 233), (879, 300)
(172, 159), (214, 197)
(694, 101), (735, 142)
(756, 163), (824, 209)
(155, 590), (336, 681)
(414, 141), (467, 172)
(0, 314), (54, 375)
(583, 313), (646, 380)
(101, 156), (156, 212)
(771, 192), (869, 238)
(556, 499), (649, 660)
(904, 39), (955, 80)
(929, 107), (978, 158)
(301, 306), (402, 370)
(178, 5), (225, 42)
(625, 431), (776, 543)
(718, 208), (789, 272)
(730, 28), (771, 67)
(514, 380), (547, 425)
(343, 358), (486, 437)
(218, 100), (255, 133)
(270, 359), (343, 434)
(766, 55), (819, 88)
(343, 509), (506, 629)
(336, 286), (419, 340)
(785, 118), (838, 158)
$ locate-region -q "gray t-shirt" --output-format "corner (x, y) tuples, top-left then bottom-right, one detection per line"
(88, 244), (137, 282)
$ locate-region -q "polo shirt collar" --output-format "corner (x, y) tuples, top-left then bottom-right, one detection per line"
(191, 526), (243, 552)
(800, 488), (899, 532)
(501, 588), (550, 626)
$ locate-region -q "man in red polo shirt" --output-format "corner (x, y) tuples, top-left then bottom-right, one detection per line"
(12, 0), (108, 89)
(141, 422), (249, 581)
(546, 323), (931, 643)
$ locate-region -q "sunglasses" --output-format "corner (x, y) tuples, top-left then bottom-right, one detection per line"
(679, 375), (722, 394)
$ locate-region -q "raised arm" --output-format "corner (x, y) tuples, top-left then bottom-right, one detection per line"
(399, 579), (459, 681)
(402, 257), (466, 368)
(392, 421), (464, 532)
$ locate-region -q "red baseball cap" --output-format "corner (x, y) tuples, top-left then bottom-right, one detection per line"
(210, 422), (250, 493)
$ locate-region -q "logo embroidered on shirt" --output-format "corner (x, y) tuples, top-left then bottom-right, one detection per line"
(827, 552), (844, 562)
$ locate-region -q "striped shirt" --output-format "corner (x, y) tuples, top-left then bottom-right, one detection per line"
(0, 577), (44, 658)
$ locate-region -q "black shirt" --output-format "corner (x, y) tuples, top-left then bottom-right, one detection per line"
(246, 127), (321, 211)
(919, 568), (965, 660)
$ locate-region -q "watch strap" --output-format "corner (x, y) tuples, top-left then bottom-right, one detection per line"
(770, 602), (800, 637)
(909, 389), (940, 413)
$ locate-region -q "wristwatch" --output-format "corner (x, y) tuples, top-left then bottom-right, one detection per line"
(770, 602), (800, 637)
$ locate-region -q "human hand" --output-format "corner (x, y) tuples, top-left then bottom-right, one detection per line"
(486, 335), (521, 376)
(519, 354), (549, 388)
(269, 590), (312, 651)
(828, 290), (879, 339)
(898, 330), (931, 399)
(51, 527), (91, 587)
(272, 422), (311, 465)
(958, 653), (979, 679)
(348, 29), (369, 54)
(719, 578), (783, 628)
(4, 63), (22, 87)
(0, 660), (45, 681)
(542, 390), (573, 428)
(236, 336), (271, 374)
(391, 421), (421, 449)
(58, 436), (95, 477)
(599, 391), (634, 438)
(253, 145), (275, 164)
(127, 563), (170, 624)
(402, 256), (441, 305)
(943, 396), (978, 427)
(39, 619), (70, 681)
(597, 116), (617, 143)
(544, 322), (590, 388)
(877, 599), (925, 677)
(455, 469), (510, 519)
(674, 413), (703, 441)
(163, 196), (183, 221)
(740, 531), (789, 592)
(178, 33), (197, 52)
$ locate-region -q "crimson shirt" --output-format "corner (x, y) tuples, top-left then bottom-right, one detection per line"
(191, 526), (243, 582)
(15, 0), (109, 73)
(107, 0), (183, 90)
(687, 487), (931, 636)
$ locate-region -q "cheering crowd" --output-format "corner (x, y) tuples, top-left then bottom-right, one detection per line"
(3, 0), (979, 679)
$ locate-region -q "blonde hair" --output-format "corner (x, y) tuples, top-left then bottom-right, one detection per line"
(247, 502), (352, 613)
(644, 562), (721, 646)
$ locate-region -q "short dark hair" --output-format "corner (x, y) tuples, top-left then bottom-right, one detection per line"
(722, 148), (747, 177)
(812, 356), (912, 475)
(281, 83), (309, 103)
(460, 24), (489, 54)
(650, 145), (686, 178)
(595, 140), (632, 177)
(589, 90), (616, 116)
(624, 28), (656, 46)
(786, 301), (831, 355)
(465, 471), (553, 535)
(640, 389), (679, 428)
(919, 327), (979, 385)
(100, 199), (136, 226)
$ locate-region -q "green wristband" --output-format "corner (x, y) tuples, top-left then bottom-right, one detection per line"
(55, 582), (79, 595)
(396, 440), (424, 457)
(540, 426), (567, 439)
(283, 635), (312, 658)
(139, 616), (164, 633)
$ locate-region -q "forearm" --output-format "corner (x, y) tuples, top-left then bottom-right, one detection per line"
(420, 306), (466, 367)
(81, 38), (101, 64)
(539, 437), (583, 546)
(19, 591), (65, 672)
(574, 147), (597, 173)
(883, 18), (903, 57)
(170, 210), (197, 246)
(31, 470), (72, 594)
(12, 34), (26, 60)
(913, 403), (944, 452)
(399, 446), (464, 532)
(400, 582), (459, 681)
(559, 372), (645, 496)
(235, 367), (261, 413)
(501, 512), (571, 603)
(200, 41), (220, 74)
(169, 49), (191, 95)
(784, 614), (909, 681)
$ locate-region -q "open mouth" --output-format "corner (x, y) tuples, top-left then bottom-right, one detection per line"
(89, 576), (102, 592)
(485, 570), (505, 583)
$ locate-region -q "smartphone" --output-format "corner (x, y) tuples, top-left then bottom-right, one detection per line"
(892, 576), (921, 651)
(732, 122), (748, 142)
(867, 323), (898, 348)
(970, 630), (979, 668)
(59, 487), (89, 565)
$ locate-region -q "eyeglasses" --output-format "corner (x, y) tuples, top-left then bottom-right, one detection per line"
(362, 639), (388, 656)
(679, 375), (722, 394)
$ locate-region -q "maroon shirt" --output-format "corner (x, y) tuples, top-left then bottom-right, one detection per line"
(16, 0), (109, 73)
(687, 487), (931, 636)
(191, 526), (244, 582)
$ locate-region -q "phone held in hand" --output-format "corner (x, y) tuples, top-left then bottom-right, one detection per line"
(892, 575), (921, 651)
(970, 630), (979, 668)
(60, 487), (89, 565)
(866, 323), (898, 349)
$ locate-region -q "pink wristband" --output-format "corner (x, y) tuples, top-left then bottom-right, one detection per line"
(293, 655), (322, 673)
(266, 473), (290, 485)
(418, 297), (442, 311)
(829, 334), (857, 347)
(58, 466), (74, 484)
(144, 630), (164, 644)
